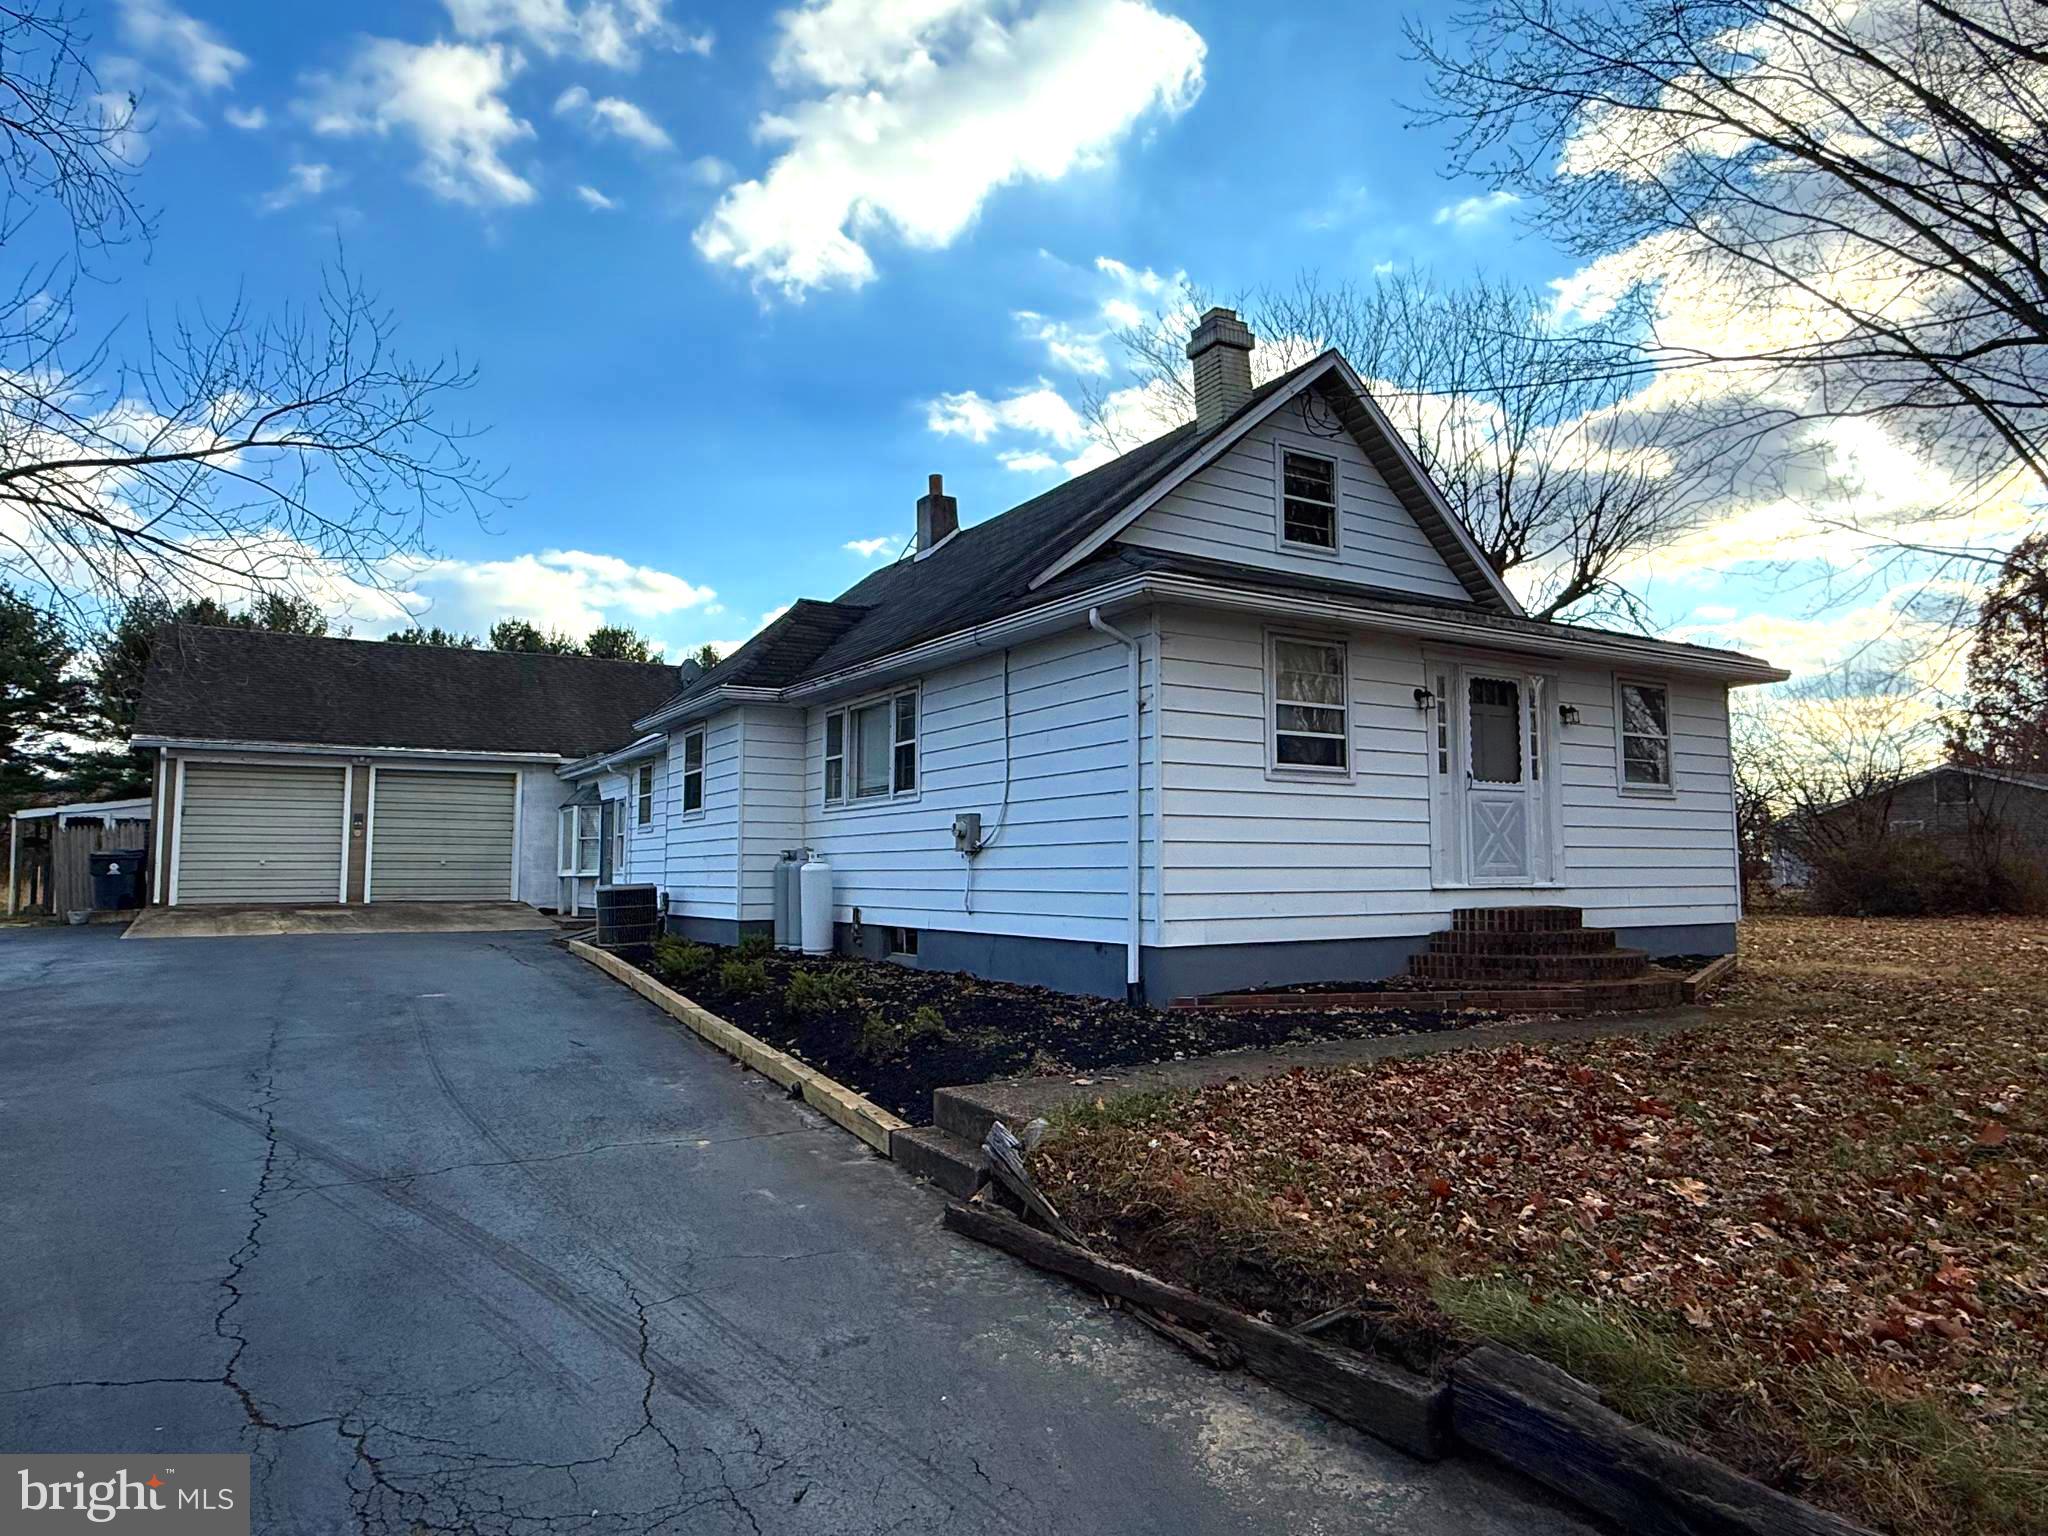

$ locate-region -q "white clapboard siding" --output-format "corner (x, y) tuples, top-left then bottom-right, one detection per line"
(176, 761), (345, 904)
(793, 626), (1158, 944)
(1152, 604), (1739, 944)
(1117, 410), (1473, 602)
(663, 712), (741, 920)
(738, 706), (807, 921)
(369, 769), (516, 901)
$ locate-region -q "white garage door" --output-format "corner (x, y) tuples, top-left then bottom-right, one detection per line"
(175, 762), (346, 905)
(369, 770), (517, 902)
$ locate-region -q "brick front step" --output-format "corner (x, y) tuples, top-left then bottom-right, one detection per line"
(1451, 905), (1584, 934)
(1409, 948), (1650, 984)
(1170, 976), (1683, 1015)
(1426, 928), (1620, 956)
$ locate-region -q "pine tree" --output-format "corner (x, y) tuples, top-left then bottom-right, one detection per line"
(1947, 534), (2048, 771)
(0, 586), (88, 812)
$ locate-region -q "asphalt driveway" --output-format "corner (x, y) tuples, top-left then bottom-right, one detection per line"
(0, 926), (1593, 1535)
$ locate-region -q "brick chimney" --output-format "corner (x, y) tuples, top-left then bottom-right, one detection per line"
(1186, 306), (1255, 433)
(915, 472), (958, 555)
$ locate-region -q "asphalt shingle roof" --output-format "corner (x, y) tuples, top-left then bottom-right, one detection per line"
(135, 626), (690, 758)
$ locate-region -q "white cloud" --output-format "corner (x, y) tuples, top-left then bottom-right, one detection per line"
(756, 603), (791, 629)
(554, 84), (671, 149)
(223, 104), (267, 131)
(258, 162), (336, 214)
(1433, 189), (1519, 228)
(575, 183), (618, 209)
(928, 384), (1089, 451)
(684, 154), (731, 186)
(1014, 310), (1107, 374)
(843, 535), (897, 558)
(695, 0), (1206, 296)
(443, 0), (702, 68)
(116, 0), (246, 93)
(307, 40), (536, 207)
(382, 547), (716, 637)
(997, 449), (1060, 473)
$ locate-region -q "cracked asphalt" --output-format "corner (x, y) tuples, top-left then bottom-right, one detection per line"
(0, 925), (1597, 1535)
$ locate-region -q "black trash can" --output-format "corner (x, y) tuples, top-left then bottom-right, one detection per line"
(90, 850), (145, 911)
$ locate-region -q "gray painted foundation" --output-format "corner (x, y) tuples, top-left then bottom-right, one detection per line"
(832, 918), (1738, 1007)
(663, 915), (771, 947)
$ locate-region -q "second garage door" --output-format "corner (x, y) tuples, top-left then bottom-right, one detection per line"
(369, 770), (518, 901)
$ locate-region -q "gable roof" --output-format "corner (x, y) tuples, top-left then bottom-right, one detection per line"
(638, 353), (1538, 729)
(1027, 352), (1521, 612)
(134, 625), (689, 758)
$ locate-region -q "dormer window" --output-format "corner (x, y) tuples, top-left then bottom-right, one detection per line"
(1279, 449), (1337, 552)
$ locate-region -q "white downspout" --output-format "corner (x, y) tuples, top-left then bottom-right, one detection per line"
(1089, 608), (1143, 998)
(6, 812), (17, 916)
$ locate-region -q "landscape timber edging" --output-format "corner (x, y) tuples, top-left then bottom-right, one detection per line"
(945, 1201), (1879, 1535)
(566, 939), (909, 1156)
(1680, 952), (1739, 1003)
(941, 1200), (1449, 1460)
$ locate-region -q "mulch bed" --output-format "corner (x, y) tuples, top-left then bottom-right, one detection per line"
(631, 942), (1491, 1123)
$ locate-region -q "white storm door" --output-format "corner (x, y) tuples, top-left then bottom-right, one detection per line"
(1463, 671), (1533, 885)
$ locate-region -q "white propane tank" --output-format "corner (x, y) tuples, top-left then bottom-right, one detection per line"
(799, 854), (834, 956)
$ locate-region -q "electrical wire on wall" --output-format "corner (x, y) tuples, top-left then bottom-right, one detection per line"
(962, 647), (1012, 914)
(1297, 390), (1347, 440)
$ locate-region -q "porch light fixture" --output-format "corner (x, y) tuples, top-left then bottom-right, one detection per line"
(1558, 703), (1582, 727)
(1413, 686), (1437, 711)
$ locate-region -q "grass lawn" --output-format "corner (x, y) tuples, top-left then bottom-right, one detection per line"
(1035, 914), (2047, 1535)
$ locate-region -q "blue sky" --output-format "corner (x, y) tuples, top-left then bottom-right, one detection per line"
(67, 0), (2000, 682)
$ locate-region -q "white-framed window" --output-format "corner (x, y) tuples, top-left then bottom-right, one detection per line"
(1614, 678), (1674, 792)
(636, 762), (655, 826)
(1890, 818), (1927, 834)
(557, 804), (603, 877)
(823, 688), (918, 805)
(1278, 447), (1338, 552)
(1268, 632), (1349, 773)
(680, 730), (705, 816)
(610, 800), (627, 877)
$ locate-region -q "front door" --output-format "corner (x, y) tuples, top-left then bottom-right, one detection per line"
(1463, 671), (1536, 884)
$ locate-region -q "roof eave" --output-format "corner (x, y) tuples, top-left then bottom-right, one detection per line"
(557, 733), (668, 781)
(631, 685), (784, 734)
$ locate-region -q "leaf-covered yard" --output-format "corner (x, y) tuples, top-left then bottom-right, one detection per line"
(1036, 915), (2048, 1535)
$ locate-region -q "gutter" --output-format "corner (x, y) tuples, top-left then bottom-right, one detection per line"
(1088, 607), (1144, 998)
(131, 736), (567, 763)
(558, 733), (668, 781)
(630, 685), (784, 736)
(774, 573), (1787, 705)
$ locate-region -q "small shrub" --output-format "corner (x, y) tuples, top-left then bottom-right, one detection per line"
(1807, 834), (2048, 917)
(855, 1010), (895, 1061)
(784, 968), (860, 1017)
(736, 932), (773, 960)
(717, 957), (770, 997)
(853, 1004), (950, 1061)
(652, 936), (712, 987)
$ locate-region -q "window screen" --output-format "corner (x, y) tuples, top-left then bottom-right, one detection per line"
(1618, 682), (1671, 787)
(1469, 677), (1523, 784)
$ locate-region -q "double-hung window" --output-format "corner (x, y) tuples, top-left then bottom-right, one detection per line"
(1279, 449), (1338, 551)
(636, 762), (655, 826)
(610, 800), (627, 877)
(1270, 634), (1348, 772)
(558, 804), (602, 878)
(1615, 679), (1673, 791)
(680, 730), (705, 815)
(823, 689), (918, 804)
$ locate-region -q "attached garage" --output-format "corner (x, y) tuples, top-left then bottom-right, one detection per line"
(368, 769), (518, 902)
(174, 761), (347, 905)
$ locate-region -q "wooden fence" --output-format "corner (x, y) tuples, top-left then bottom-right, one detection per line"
(9, 820), (149, 916)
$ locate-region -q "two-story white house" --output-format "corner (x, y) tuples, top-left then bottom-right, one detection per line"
(562, 309), (1787, 1004)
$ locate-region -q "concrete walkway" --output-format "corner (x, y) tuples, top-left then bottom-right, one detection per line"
(125, 901), (561, 939)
